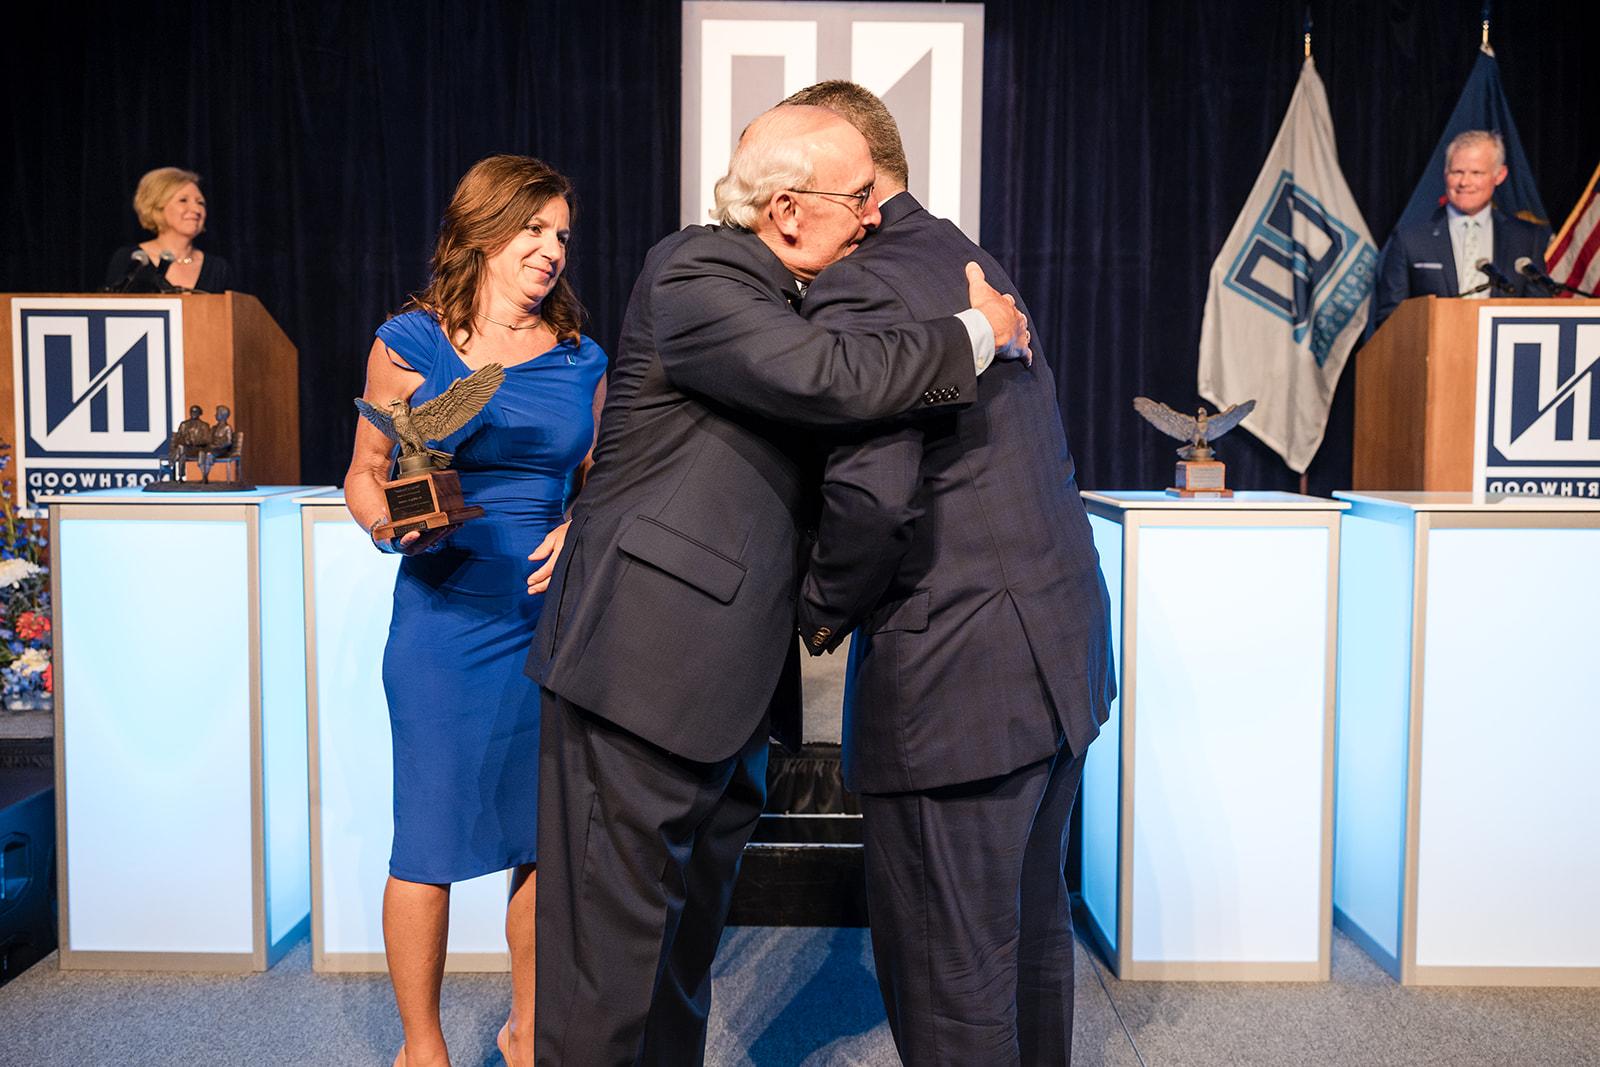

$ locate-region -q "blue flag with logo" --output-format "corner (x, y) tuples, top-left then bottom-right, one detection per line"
(1394, 49), (1547, 231)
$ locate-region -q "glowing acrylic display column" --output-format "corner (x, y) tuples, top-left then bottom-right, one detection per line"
(49, 486), (316, 971)
(300, 494), (510, 972)
(1333, 492), (1600, 987)
(1081, 491), (1344, 981)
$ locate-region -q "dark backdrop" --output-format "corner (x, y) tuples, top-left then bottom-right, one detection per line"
(5, 1), (1595, 491)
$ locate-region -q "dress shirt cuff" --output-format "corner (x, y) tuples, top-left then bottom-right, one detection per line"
(955, 307), (996, 375)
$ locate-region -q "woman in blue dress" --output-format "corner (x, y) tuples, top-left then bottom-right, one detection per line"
(344, 155), (606, 1067)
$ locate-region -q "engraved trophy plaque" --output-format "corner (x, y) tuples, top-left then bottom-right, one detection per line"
(1132, 397), (1256, 499)
(355, 363), (505, 540)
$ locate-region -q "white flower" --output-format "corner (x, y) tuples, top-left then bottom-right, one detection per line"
(16, 647), (49, 674)
(0, 559), (41, 589)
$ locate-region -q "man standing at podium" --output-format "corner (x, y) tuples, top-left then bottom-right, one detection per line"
(1373, 129), (1551, 328)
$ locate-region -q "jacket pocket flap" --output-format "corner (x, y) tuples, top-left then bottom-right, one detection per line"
(868, 590), (930, 634)
(618, 516), (747, 604)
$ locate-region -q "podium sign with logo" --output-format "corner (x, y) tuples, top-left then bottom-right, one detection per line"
(9, 297), (187, 511)
(1, 292), (300, 509)
(1474, 306), (1600, 498)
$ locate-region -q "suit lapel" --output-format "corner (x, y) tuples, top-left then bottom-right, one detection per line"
(1426, 207), (1459, 296)
(1491, 207), (1515, 277)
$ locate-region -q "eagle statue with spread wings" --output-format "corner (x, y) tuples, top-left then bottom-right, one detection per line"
(1132, 397), (1256, 461)
(355, 363), (505, 472)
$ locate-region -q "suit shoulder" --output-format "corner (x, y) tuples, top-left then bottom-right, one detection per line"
(1500, 212), (1548, 238)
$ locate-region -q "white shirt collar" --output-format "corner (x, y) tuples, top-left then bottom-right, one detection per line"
(1446, 203), (1493, 227)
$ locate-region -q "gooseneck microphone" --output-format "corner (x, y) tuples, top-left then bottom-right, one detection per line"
(108, 247), (181, 293)
(1475, 257), (1517, 295)
(1515, 256), (1597, 298)
(107, 248), (152, 291)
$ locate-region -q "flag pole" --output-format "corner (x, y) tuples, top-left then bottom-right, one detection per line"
(1300, 5), (1313, 496)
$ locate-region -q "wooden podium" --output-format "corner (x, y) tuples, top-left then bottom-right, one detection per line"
(0, 291), (299, 490)
(1354, 296), (1600, 490)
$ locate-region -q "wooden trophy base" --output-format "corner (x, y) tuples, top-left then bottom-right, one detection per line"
(372, 468), (484, 541)
(1166, 459), (1234, 499)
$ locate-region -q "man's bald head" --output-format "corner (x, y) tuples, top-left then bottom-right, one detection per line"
(712, 105), (871, 230)
(709, 103), (881, 281)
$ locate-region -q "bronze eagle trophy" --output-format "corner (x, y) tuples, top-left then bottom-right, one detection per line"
(1132, 396), (1256, 497)
(355, 363), (506, 540)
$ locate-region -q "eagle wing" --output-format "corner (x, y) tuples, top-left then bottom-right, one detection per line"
(1205, 399), (1257, 439)
(353, 397), (398, 441)
(411, 363), (506, 442)
(1132, 396), (1196, 441)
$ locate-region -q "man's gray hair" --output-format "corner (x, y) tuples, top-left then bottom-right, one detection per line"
(1445, 129), (1506, 170)
(711, 119), (816, 229)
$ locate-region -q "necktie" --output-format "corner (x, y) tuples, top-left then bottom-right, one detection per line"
(1462, 219), (1484, 299)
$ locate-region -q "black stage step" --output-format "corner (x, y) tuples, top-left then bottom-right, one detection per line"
(0, 765), (56, 986)
(728, 743), (866, 927)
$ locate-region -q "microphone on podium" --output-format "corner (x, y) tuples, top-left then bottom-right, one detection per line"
(109, 248), (180, 293)
(1515, 256), (1595, 298)
(1475, 257), (1517, 295)
(106, 248), (153, 291)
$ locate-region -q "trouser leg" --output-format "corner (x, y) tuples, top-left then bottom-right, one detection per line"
(535, 688), (765, 1067)
(638, 727), (768, 1066)
(1016, 748), (1085, 1066)
(860, 756), (1058, 1067)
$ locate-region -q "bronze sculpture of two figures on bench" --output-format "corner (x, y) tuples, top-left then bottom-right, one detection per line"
(146, 403), (253, 492)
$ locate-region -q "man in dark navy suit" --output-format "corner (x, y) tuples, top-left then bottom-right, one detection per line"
(788, 82), (1115, 1065)
(526, 104), (1032, 1066)
(1373, 129), (1552, 328)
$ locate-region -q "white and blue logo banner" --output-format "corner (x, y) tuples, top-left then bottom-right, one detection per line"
(10, 297), (186, 511)
(681, 1), (985, 241)
(1474, 306), (1600, 497)
(1198, 58), (1378, 474)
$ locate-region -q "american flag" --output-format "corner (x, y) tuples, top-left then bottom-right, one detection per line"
(1546, 161), (1600, 297)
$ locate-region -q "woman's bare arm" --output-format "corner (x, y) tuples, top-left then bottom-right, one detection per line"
(343, 337), (445, 553)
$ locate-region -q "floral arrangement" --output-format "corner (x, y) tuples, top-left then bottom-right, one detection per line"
(0, 443), (51, 709)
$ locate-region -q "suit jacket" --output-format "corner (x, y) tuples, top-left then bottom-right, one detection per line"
(798, 194), (1115, 793)
(527, 224), (978, 763)
(1373, 205), (1551, 327)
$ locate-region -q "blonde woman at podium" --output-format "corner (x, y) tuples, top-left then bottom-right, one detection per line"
(344, 155), (606, 1067)
(103, 166), (231, 293)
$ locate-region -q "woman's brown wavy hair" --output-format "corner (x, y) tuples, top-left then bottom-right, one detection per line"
(406, 154), (584, 346)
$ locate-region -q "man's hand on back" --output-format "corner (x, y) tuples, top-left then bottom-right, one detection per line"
(966, 262), (1032, 366)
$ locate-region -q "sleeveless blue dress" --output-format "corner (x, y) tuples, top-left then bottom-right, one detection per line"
(375, 309), (606, 883)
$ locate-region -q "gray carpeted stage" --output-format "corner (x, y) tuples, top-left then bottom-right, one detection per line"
(3, 925), (1597, 1065)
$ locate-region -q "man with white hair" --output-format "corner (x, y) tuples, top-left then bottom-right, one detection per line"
(525, 104), (1028, 1066)
(1373, 129), (1551, 328)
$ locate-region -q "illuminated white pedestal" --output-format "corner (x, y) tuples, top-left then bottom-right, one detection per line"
(1080, 491), (1343, 981)
(49, 486), (317, 971)
(1333, 491), (1600, 987)
(300, 494), (510, 972)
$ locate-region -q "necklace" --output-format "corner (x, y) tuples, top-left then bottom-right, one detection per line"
(155, 248), (196, 265)
(477, 311), (543, 331)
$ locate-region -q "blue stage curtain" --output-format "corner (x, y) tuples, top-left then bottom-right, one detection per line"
(2, 1), (1594, 490)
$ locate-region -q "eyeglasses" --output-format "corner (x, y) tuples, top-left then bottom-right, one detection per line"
(789, 184), (875, 216)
